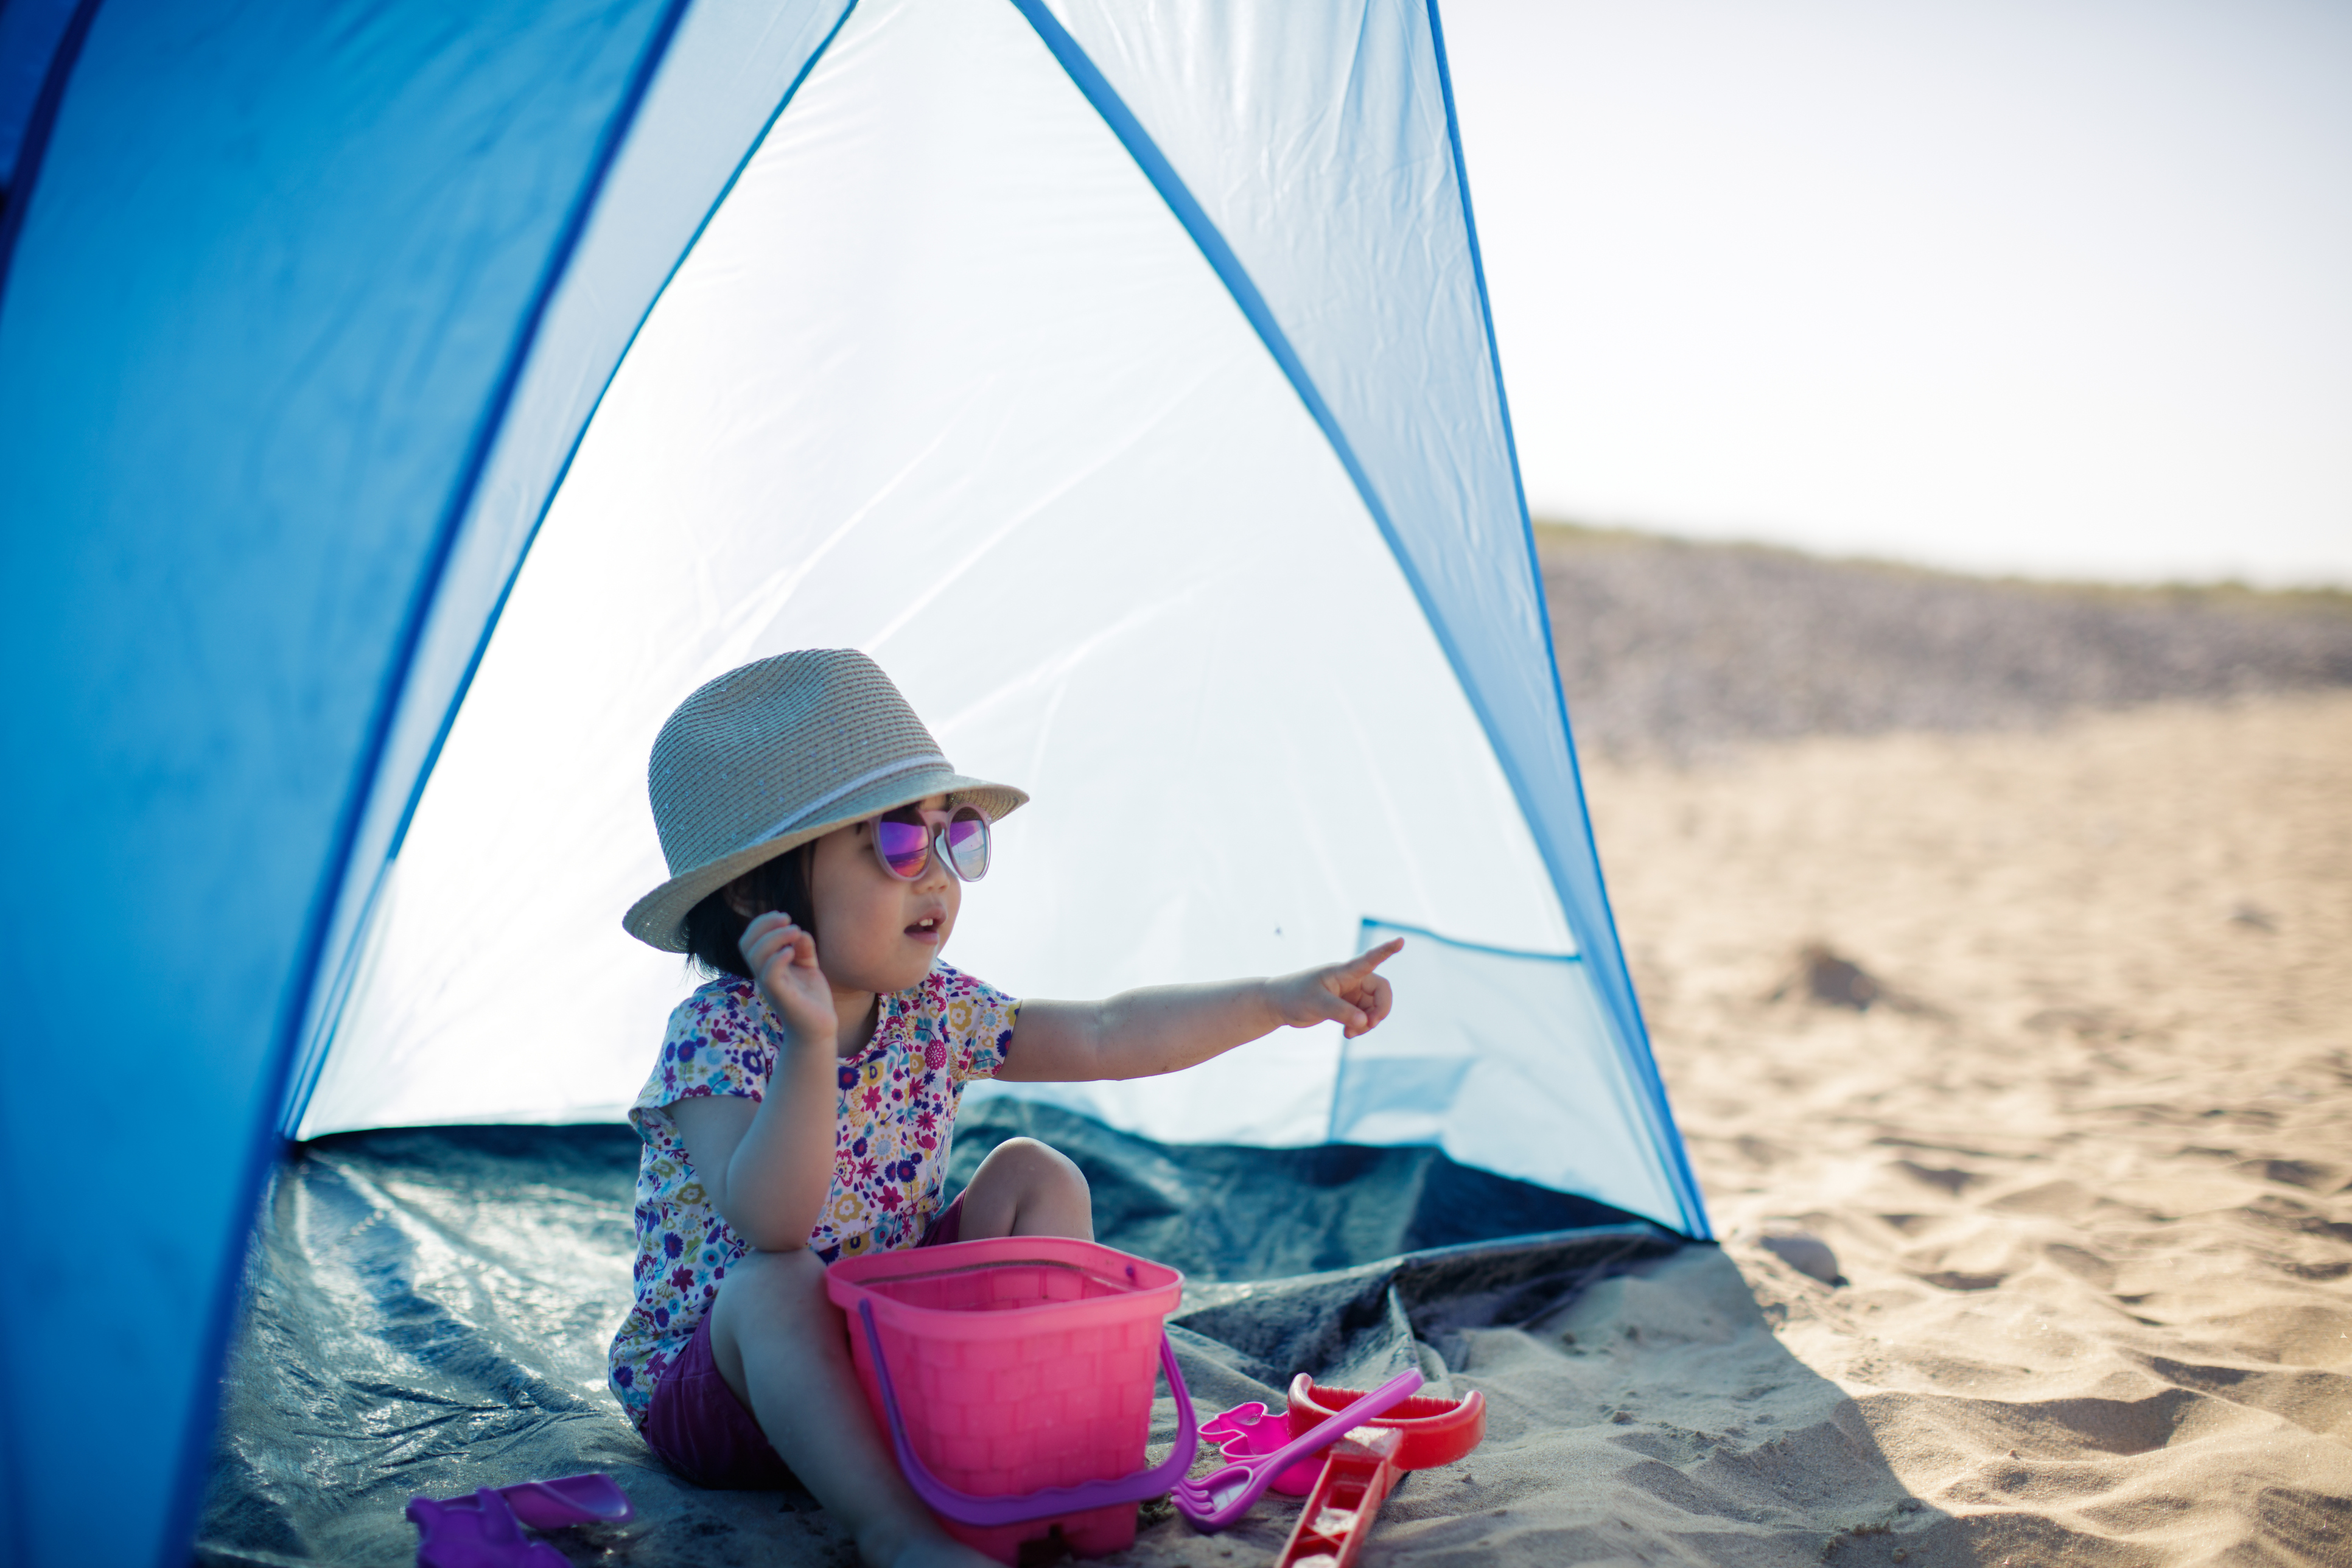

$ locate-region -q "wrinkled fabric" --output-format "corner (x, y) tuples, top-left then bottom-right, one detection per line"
(198, 1101), (1670, 1566)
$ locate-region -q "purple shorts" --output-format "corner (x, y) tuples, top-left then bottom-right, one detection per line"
(640, 1194), (965, 1489)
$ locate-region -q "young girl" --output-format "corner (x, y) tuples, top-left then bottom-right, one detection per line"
(607, 649), (1402, 1568)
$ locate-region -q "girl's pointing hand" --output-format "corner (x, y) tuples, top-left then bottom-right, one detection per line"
(739, 910), (835, 1049)
(1270, 937), (1404, 1039)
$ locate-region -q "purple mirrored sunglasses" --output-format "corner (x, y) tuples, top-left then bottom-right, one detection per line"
(870, 803), (991, 883)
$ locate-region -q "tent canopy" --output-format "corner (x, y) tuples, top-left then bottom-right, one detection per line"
(0, 3), (1703, 1564)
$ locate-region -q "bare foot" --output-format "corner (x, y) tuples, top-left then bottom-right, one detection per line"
(880, 1533), (997, 1568)
(875, 1523), (1002, 1568)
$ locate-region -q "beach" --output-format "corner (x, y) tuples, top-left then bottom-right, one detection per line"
(1573, 690), (2352, 1564)
(196, 537), (2350, 1568)
(1118, 542), (2352, 1565)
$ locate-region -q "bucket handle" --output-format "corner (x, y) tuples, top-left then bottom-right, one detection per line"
(855, 1299), (1201, 1527)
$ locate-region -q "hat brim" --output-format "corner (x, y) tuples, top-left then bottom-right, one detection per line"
(621, 769), (1027, 953)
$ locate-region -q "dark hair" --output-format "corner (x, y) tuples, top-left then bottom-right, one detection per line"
(682, 842), (817, 981)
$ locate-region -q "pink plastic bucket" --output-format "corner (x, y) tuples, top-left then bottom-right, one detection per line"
(826, 1236), (1189, 1562)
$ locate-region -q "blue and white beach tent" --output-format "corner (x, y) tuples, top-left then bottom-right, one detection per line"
(0, 2), (1708, 1562)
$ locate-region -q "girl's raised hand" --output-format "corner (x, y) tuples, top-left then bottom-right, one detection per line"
(1269, 937), (1404, 1039)
(738, 910), (835, 1049)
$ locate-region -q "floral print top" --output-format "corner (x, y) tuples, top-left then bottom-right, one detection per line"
(606, 964), (1017, 1429)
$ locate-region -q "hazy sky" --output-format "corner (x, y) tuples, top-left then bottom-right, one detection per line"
(1440, 0), (2351, 586)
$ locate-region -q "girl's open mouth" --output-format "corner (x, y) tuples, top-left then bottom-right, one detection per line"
(906, 915), (942, 940)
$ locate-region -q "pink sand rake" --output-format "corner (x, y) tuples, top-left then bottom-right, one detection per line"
(1169, 1370), (1424, 1531)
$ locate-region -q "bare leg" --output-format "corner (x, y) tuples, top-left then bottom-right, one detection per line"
(701, 1143), (1089, 1564)
(956, 1136), (1092, 1241)
(707, 1248), (993, 1568)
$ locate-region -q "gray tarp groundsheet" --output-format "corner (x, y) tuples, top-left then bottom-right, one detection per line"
(196, 1101), (1673, 1566)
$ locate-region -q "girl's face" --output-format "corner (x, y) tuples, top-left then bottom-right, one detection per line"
(806, 793), (961, 996)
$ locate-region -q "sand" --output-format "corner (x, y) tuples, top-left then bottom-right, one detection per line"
(1573, 690), (2352, 1564)
(1104, 690), (2351, 1567)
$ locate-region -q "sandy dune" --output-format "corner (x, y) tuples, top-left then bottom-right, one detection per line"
(1535, 522), (2352, 761)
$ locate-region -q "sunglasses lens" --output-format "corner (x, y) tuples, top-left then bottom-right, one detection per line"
(873, 812), (931, 879)
(943, 807), (990, 881)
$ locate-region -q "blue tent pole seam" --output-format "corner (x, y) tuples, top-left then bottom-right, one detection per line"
(999, 0), (1549, 947)
(0, 0), (103, 309)
(279, 0), (864, 1136)
(1422, 0), (1709, 1237)
(156, 5), (695, 1558)
(1013, 0), (1708, 1237)
(1359, 914), (1590, 967)
(376, 0), (863, 868)
(278, 855), (396, 1132)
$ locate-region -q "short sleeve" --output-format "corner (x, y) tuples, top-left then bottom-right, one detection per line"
(938, 968), (1019, 1085)
(638, 980), (779, 1116)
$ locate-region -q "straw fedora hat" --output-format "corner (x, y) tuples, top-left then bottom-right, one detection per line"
(622, 650), (1027, 952)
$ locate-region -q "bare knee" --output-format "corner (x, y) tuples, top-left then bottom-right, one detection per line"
(707, 1247), (837, 1392)
(724, 1240), (828, 1292)
(964, 1136), (1091, 1241)
(978, 1135), (1084, 1187)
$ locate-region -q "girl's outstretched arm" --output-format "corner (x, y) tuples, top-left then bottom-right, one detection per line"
(996, 938), (1404, 1085)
